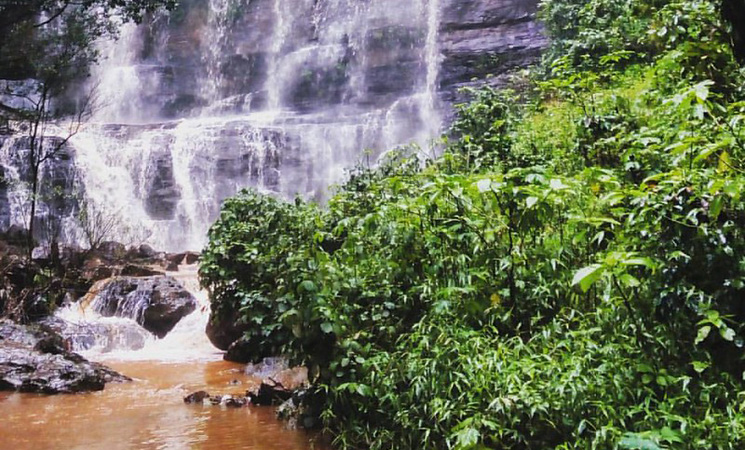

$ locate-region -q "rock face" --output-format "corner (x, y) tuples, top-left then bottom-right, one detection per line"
(0, 319), (129, 394)
(439, 0), (547, 101)
(87, 276), (197, 338)
(144, 149), (181, 220)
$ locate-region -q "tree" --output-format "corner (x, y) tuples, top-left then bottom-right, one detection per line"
(721, 0), (745, 63)
(0, 0), (174, 257)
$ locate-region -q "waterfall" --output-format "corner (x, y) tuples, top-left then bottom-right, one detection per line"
(8, 0), (445, 252)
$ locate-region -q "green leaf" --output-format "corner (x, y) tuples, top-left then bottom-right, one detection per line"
(695, 326), (711, 345)
(692, 361), (709, 373)
(709, 196), (724, 220)
(299, 280), (317, 292)
(622, 257), (655, 269)
(572, 264), (604, 292)
(476, 179), (492, 193)
(619, 433), (663, 450)
(720, 327), (736, 342)
(549, 178), (568, 190)
(659, 427), (683, 444)
(693, 80), (713, 102)
(321, 322), (334, 334)
(619, 273), (641, 288)
(453, 427), (480, 450)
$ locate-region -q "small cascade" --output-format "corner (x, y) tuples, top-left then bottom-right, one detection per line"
(53, 266), (219, 361)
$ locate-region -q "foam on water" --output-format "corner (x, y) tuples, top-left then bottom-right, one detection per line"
(55, 265), (221, 362)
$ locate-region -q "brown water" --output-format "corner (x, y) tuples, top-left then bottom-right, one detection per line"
(0, 359), (330, 450)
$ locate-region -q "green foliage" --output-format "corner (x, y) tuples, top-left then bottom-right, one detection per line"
(328, 311), (744, 450)
(538, 0), (664, 70)
(201, 0), (745, 448)
(200, 191), (322, 362)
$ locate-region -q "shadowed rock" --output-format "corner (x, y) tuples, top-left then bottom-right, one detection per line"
(0, 319), (130, 394)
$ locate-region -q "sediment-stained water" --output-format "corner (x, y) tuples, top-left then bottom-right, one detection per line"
(0, 359), (329, 450)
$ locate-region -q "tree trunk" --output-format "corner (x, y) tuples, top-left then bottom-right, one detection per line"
(723, 0), (745, 63)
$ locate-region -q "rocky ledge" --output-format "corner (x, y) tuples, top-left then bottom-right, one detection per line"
(0, 319), (130, 394)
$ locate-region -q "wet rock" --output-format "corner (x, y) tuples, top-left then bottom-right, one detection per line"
(184, 252), (200, 265)
(206, 306), (250, 351)
(0, 319), (130, 394)
(118, 264), (165, 277)
(136, 244), (157, 259)
(224, 336), (255, 364)
(243, 356), (287, 376)
(438, 0), (547, 100)
(86, 276), (197, 338)
(31, 246), (51, 261)
(166, 252), (185, 265)
(82, 265), (114, 284)
(276, 388), (322, 429)
(183, 390), (251, 408)
(246, 365), (309, 406)
(248, 381), (293, 406)
(165, 251), (200, 266)
(96, 241), (127, 260)
(0, 225), (28, 246)
(40, 316), (148, 353)
(224, 395), (248, 408)
(144, 150), (181, 220)
(184, 390), (211, 403)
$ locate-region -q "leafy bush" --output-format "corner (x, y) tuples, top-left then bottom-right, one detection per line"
(199, 190), (322, 361)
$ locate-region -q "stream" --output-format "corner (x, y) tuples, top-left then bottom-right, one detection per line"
(0, 267), (330, 450)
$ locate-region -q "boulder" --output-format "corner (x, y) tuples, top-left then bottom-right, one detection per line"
(96, 241), (127, 261)
(224, 336), (255, 363)
(87, 276), (197, 338)
(206, 306), (250, 351)
(136, 244), (157, 259)
(184, 252), (200, 265)
(276, 388), (322, 429)
(82, 265), (114, 284)
(246, 363), (308, 406)
(0, 319), (130, 394)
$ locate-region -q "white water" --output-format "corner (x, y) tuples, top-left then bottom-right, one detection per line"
(55, 265), (221, 362)
(53, 0), (444, 252)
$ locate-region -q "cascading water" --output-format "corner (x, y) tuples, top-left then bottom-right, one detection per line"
(53, 264), (220, 361)
(64, 0), (443, 252)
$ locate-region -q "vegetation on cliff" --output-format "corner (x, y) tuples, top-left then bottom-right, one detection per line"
(201, 1), (745, 448)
